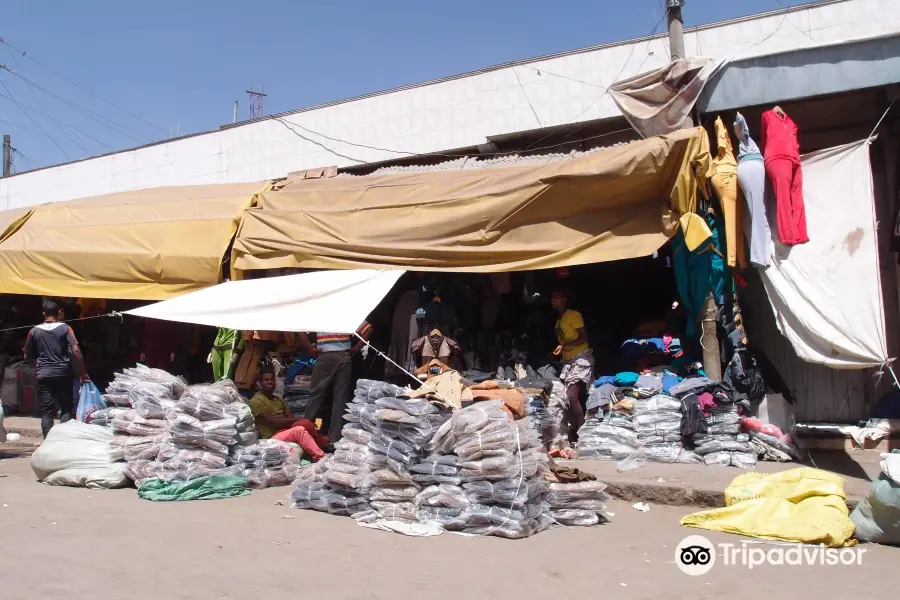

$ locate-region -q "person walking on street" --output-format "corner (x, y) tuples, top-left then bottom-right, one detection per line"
(24, 300), (89, 438)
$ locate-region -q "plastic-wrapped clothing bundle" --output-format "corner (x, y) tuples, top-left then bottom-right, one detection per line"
(230, 439), (301, 489)
(291, 480), (330, 511)
(617, 443), (702, 471)
(370, 485), (420, 502)
(284, 376), (311, 415)
(292, 381), (556, 538)
(112, 411), (167, 437)
(166, 414), (237, 452)
(105, 365), (186, 403)
(113, 375), (253, 487)
(550, 509), (604, 526)
(129, 381), (175, 407)
(546, 481), (611, 526)
(432, 401), (551, 538)
(155, 458), (242, 483)
(463, 478), (547, 508)
(410, 455), (462, 485)
(430, 400), (511, 455)
(324, 489), (370, 516)
(524, 393), (552, 448)
(87, 406), (130, 427)
(159, 444), (229, 468)
(372, 469), (416, 486)
(546, 380), (571, 453)
(693, 404), (757, 469)
(134, 398), (177, 420)
(416, 484), (470, 509)
(576, 413), (639, 461)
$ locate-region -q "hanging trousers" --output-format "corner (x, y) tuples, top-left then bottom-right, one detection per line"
(765, 158), (809, 246)
(710, 170), (747, 268)
(736, 158), (772, 267)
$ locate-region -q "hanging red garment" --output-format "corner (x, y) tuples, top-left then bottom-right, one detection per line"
(760, 109), (809, 246)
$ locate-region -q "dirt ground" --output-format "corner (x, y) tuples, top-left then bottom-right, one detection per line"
(1, 451), (897, 600)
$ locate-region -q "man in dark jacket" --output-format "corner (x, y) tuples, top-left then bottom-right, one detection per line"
(24, 300), (89, 437)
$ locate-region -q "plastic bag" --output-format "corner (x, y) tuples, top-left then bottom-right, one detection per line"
(850, 474), (900, 544)
(31, 421), (129, 489)
(76, 381), (107, 422)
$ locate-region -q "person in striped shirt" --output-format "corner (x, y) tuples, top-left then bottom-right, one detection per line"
(298, 321), (372, 443)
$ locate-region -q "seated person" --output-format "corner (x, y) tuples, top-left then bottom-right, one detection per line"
(249, 367), (329, 462)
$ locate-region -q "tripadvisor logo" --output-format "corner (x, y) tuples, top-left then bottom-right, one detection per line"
(675, 535), (866, 575)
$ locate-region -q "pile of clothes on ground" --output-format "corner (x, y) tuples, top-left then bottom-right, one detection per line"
(89, 365), (297, 491)
(291, 377), (611, 538)
(671, 376), (755, 469)
(576, 368), (801, 469)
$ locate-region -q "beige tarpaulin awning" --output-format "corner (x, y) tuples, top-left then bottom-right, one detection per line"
(0, 181), (270, 300)
(0, 207), (33, 244)
(231, 127), (710, 275)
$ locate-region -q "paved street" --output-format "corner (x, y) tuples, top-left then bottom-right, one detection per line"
(1, 449), (897, 600)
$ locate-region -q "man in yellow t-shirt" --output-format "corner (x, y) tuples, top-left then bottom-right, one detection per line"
(551, 288), (594, 452)
(249, 368), (328, 461)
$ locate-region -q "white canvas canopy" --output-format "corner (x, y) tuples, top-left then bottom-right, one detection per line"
(127, 269), (405, 334)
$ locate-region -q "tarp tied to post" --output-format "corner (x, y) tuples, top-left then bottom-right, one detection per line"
(0, 182), (268, 300)
(231, 128), (711, 275)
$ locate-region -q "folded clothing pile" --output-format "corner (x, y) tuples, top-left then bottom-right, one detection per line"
(545, 481), (611, 526)
(618, 393), (702, 468)
(358, 385), (449, 523)
(103, 364), (187, 407)
(695, 404), (756, 469)
(87, 406), (131, 428)
(524, 392), (553, 449)
(546, 380), (571, 455)
(577, 396), (638, 460)
(120, 379), (252, 487)
(230, 439), (301, 488)
(421, 401), (551, 538)
(284, 375), (311, 416)
(293, 379), (417, 517)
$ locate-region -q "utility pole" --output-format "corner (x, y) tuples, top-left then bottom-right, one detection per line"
(666, 0), (720, 377)
(2, 135), (10, 178)
(666, 0), (686, 60)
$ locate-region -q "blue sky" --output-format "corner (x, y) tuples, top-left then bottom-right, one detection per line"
(0, 0), (799, 171)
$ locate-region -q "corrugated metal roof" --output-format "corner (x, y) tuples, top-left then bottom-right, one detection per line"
(338, 141), (632, 177)
(699, 33), (900, 112)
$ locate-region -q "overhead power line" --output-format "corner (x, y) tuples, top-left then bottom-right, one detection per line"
(3, 46), (87, 154)
(0, 37), (170, 136)
(0, 89), (113, 149)
(1, 65), (152, 144)
(275, 117), (634, 165)
(0, 75), (70, 159)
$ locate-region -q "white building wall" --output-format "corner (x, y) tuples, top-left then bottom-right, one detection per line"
(1, 0), (898, 210)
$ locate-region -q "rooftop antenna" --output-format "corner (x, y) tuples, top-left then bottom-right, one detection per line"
(246, 84), (266, 119)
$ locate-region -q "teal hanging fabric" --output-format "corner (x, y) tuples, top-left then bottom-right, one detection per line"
(672, 228), (712, 341)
